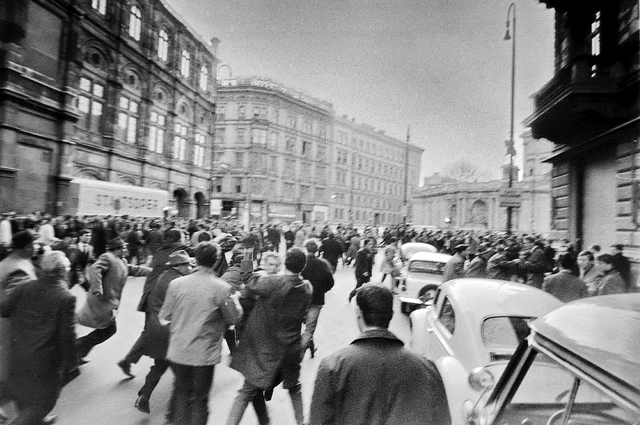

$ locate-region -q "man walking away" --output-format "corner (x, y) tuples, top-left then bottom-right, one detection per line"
(227, 248), (312, 425)
(349, 239), (373, 301)
(159, 242), (242, 425)
(301, 240), (334, 359)
(309, 285), (450, 425)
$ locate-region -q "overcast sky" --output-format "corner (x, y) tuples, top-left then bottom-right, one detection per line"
(167, 0), (556, 181)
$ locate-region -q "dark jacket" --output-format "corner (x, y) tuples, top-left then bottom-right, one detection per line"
(1, 276), (78, 406)
(597, 269), (627, 295)
(542, 270), (588, 303)
(611, 253), (632, 289)
(140, 267), (184, 359)
(319, 238), (343, 268)
(137, 242), (193, 312)
(521, 246), (547, 289)
(354, 247), (373, 283)
(231, 273), (312, 389)
(309, 329), (451, 425)
(301, 255), (334, 305)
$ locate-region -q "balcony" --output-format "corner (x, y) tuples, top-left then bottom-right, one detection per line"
(527, 54), (624, 145)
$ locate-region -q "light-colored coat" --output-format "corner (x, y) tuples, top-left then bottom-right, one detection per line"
(77, 252), (150, 329)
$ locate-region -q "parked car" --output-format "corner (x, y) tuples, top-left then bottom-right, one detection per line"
(464, 293), (640, 425)
(398, 242), (437, 262)
(397, 251), (451, 313)
(410, 279), (562, 424)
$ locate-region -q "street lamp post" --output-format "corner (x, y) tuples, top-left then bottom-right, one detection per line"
(504, 2), (516, 234)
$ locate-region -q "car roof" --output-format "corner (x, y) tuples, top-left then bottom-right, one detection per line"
(408, 251), (451, 263)
(531, 294), (640, 392)
(442, 279), (563, 319)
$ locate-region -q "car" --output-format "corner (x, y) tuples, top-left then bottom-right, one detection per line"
(397, 251), (451, 314)
(464, 293), (640, 425)
(410, 279), (563, 425)
(398, 242), (437, 262)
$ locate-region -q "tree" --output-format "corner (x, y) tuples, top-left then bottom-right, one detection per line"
(442, 160), (489, 183)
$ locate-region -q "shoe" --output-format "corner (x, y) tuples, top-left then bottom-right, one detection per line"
(135, 395), (150, 414)
(42, 414), (58, 424)
(118, 359), (134, 379)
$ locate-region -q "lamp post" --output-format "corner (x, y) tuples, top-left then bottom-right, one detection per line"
(504, 2), (516, 234)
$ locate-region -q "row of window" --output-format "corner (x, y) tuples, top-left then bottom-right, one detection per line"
(78, 77), (208, 166)
(216, 105), (328, 138)
(332, 209), (399, 223)
(216, 128), (327, 160)
(91, 1), (210, 91)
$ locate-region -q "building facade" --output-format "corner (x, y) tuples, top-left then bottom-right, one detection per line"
(214, 77), (334, 225)
(214, 78), (424, 227)
(412, 131), (553, 234)
(331, 116), (423, 226)
(0, 0), (218, 218)
(528, 0), (640, 263)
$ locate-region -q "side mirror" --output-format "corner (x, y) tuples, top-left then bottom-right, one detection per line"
(468, 367), (495, 392)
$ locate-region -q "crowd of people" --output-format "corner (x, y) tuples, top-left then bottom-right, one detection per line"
(0, 211), (636, 425)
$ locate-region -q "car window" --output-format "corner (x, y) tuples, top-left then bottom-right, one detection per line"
(438, 298), (455, 334)
(482, 316), (533, 351)
(408, 260), (445, 275)
(495, 350), (639, 424)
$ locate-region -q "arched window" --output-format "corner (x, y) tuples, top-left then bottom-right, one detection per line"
(199, 65), (209, 91)
(157, 29), (168, 61)
(180, 50), (190, 78)
(129, 5), (142, 41)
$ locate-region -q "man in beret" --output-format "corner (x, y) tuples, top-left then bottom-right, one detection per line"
(76, 237), (151, 363)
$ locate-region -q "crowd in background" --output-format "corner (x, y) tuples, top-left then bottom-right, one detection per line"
(0, 211), (636, 424)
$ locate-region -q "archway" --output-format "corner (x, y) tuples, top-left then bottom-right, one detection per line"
(194, 192), (207, 219)
(470, 200), (489, 228)
(173, 188), (190, 218)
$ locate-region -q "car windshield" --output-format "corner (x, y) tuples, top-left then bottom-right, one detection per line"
(482, 316), (533, 351)
(496, 351), (640, 425)
(408, 260), (445, 275)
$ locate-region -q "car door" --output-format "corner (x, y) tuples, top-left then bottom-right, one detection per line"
(426, 291), (456, 361)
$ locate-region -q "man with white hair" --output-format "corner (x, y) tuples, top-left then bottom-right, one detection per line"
(1, 251), (79, 424)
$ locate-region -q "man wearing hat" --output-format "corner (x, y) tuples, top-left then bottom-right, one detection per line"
(121, 250), (193, 415)
(464, 242), (493, 278)
(0, 230), (39, 422)
(443, 243), (469, 283)
(76, 237), (151, 363)
(610, 244), (632, 290)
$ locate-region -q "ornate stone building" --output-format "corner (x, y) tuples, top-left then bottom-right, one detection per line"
(214, 78), (424, 227)
(412, 131), (553, 234)
(0, 0), (218, 217)
(214, 77), (334, 224)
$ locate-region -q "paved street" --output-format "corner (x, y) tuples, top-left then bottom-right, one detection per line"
(51, 249), (411, 425)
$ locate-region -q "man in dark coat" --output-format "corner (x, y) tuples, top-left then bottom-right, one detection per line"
(301, 240), (334, 358)
(610, 244), (632, 290)
(0, 251), (79, 424)
(117, 230), (193, 376)
(318, 232), (343, 273)
(129, 250), (193, 415)
(309, 285), (450, 425)
(69, 229), (95, 291)
(464, 243), (492, 278)
(227, 249), (312, 425)
(542, 253), (588, 303)
(349, 239), (374, 301)
(518, 236), (547, 289)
